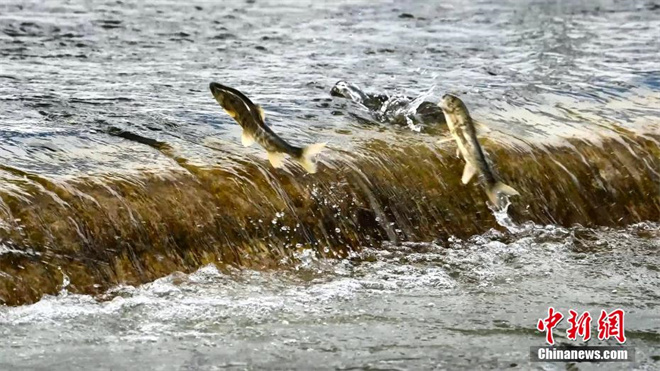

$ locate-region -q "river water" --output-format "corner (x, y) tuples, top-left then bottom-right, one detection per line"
(0, 0), (659, 369)
(1, 222), (659, 370)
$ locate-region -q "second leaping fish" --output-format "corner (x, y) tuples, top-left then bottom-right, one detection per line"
(210, 82), (326, 173)
(438, 94), (519, 208)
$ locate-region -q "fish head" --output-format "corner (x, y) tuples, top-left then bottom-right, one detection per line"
(330, 80), (350, 97)
(209, 82), (252, 119)
(330, 80), (366, 103)
(438, 94), (467, 114)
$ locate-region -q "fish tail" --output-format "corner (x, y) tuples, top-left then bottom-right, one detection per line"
(486, 181), (520, 208)
(296, 142), (326, 174)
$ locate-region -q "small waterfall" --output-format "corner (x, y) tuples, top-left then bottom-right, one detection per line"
(0, 131), (658, 305)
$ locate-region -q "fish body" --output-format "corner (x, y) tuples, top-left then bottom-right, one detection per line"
(210, 82), (325, 173)
(438, 94), (519, 207)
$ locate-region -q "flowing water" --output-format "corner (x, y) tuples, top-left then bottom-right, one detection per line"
(0, 0), (659, 369)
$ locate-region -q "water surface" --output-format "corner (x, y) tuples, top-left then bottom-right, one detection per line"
(0, 0), (659, 369)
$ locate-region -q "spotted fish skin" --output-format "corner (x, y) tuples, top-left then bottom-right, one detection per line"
(209, 82), (325, 173)
(438, 94), (519, 207)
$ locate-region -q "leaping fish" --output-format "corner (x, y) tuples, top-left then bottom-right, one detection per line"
(210, 82), (325, 173)
(438, 94), (519, 208)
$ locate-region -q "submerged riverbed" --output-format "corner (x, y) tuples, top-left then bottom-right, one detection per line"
(0, 0), (659, 369)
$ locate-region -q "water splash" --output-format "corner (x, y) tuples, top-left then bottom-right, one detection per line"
(376, 85), (436, 132)
(490, 198), (522, 234)
(407, 85), (437, 114)
(58, 268), (71, 297)
(293, 248), (319, 271)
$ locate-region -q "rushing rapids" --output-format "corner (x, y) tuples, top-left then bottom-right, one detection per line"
(0, 127), (658, 305)
(1, 0), (660, 368)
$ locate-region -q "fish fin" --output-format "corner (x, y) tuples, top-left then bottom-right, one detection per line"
(461, 163), (477, 184)
(486, 182), (520, 208)
(256, 105), (265, 121)
(241, 131), (255, 147)
(267, 151), (286, 168)
(474, 120), (491, 135)
(296, 142), (326, 174)
(224, 109), (237, 118)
